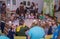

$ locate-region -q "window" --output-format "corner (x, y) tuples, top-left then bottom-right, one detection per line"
(0, 1), (2, 7)
(7, 0), (10, 4)
(12, 0), (16, 5)
(27, 1), (30, 6)
(23, 1), (26, 5)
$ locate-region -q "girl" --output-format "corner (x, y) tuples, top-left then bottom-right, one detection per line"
(30, 13), (34, 19)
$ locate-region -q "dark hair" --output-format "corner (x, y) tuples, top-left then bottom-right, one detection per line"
(19, 19), (24, 25)
(11, 13), (14, 16)
(2, 3), (5, 5)
(20, 2), (23, 4)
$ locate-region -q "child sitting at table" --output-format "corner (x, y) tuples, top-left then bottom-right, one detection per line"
(39, 13), (44, 20)
(30, 13), (34, 19)
(19, 13), (24, 19)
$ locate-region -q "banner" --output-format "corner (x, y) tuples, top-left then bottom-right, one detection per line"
(43, 0), (54, 16)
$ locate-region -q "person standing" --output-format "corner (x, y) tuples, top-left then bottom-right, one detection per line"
(1, 3), (6, 17)
(16, 2), (25, 16)
(28, 20), (45, 39)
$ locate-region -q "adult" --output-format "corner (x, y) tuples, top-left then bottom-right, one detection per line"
(16, 2), (25, 16)
(35, 3), (38, 13)
(30, 2), (35, 15)
(1, 3), (6, 16)
(28, 20), (45, 39)
(59, 0), (60, 10)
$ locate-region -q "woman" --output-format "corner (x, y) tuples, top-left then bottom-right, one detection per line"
(28, 20), (45, 39)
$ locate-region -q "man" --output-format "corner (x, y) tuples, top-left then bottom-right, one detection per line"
(16, 2), (25, 16)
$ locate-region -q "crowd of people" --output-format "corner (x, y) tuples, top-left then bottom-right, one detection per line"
(1, 12), (60, 39)
(0, 2), (60, 39)
(16, 2), (38, 19)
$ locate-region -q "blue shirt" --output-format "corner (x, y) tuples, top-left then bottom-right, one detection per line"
(52, 24), (60, 39)
(0, 35), (9, 39)
(7, 29), (15, 39)
(28, 26), (45, 39)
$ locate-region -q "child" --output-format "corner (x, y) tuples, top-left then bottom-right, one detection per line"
(27, 13), (31, 19)
(1, 19), (5, 33)
(39, 13), (44, 20)
(19, 13), (24, 19)
(47, 21), (53, 35)
(52, 24), (60, 39)
(52, 20), (57, 33)
(25, 30), (29, 39)
(7, 25), (15, 39)
(30, 13), (34, 19)
(25, 13), (28, 19)
(35, 13), (38, 19)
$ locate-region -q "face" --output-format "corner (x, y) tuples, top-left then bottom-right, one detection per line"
(11, 24), (16, 29)
(48, 21), (52, 26)
(10, 16), (15, 21)
(36, 13), (38, 15)
(52, 21), (56, 25)
(31, 13), (33, 16)
(3, 5), (5, 7)
(21, 14), (24, 16)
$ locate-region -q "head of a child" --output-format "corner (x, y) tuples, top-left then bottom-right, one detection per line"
(26, 13), (30, 15)
(21, 13), (24, 16)
(48, 16), (53, 21)
(31, 20), (38, 28)
(11, 13), (16, 17)
(40, 21), (46, 28)
(45, 14), (49, 19)
(11, 24), (15, 30)
(35, 13), (38, 16)
(38, 19), (41, 26)
(20, 2), (24, 6)
(51, 19), (57, 26)
(48, 21), (52, 26)
(19, 19), (24, 25)
(30, 13), (34, 16)
(10, 13), (15, 21)
(25, 13), (27, 16)
(39, 13), (43, 17)
(2, 3), (6, 8)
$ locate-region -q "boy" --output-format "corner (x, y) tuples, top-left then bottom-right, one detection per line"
(7, 25), (15, 39)
(52, 24), (60, 39)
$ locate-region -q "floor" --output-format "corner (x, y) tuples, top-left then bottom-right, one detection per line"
(15, 35), (52, 39)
